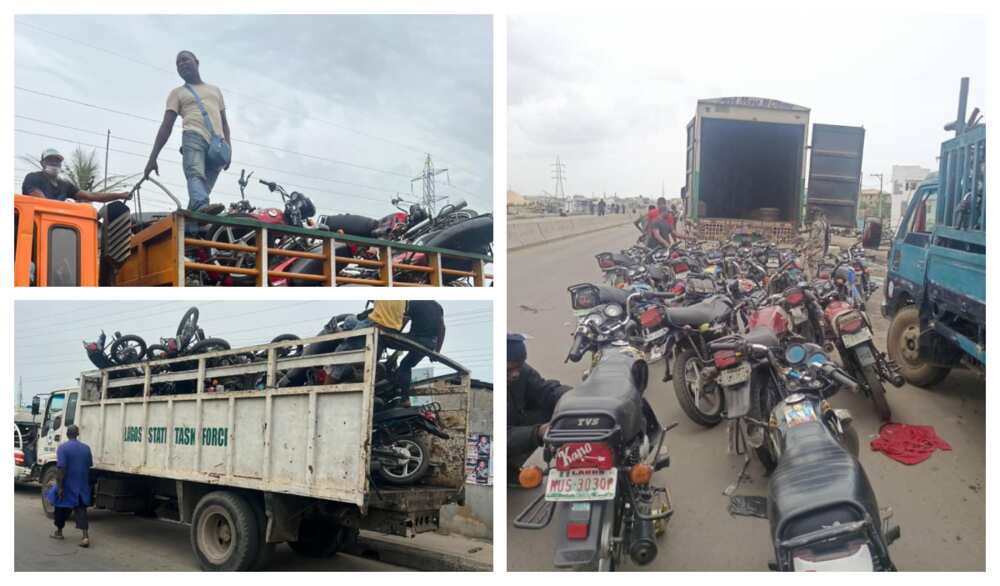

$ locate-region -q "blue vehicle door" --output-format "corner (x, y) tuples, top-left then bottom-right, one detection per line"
(887, 183), (937, 308)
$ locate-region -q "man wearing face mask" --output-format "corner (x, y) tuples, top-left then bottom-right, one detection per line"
(507, 333), (568, 484)
(21, 149), (131, 203)
(144, 50), (230, 216)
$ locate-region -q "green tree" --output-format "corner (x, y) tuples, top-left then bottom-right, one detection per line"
(18, 146), (137, 192)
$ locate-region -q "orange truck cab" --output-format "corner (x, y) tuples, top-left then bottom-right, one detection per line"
(14, 194), (100, 286)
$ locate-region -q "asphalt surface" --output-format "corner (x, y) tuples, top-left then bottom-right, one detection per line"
(13, 484), (404, 572)
(507, 223), (985, 571)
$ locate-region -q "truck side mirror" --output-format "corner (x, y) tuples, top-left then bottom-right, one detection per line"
(53, 415), (62, 431)
(31, 395), (40, 416)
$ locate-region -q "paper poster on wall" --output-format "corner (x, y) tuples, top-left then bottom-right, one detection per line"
(464, 433), (492, 486)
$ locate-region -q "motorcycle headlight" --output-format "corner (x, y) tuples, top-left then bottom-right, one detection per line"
(603, 304), (623, 318)
(584, 312), (606, 328)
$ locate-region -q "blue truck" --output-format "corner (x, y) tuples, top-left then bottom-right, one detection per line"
(882, 77), (985, 386)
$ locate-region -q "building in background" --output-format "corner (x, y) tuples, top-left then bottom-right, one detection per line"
(859, 188), (891, 226)
(891, 165), (932, 230)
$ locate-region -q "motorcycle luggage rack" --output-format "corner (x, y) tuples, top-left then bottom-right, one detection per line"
(513, 491), (556, 529)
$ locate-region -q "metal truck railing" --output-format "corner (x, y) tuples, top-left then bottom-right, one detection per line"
(168, 211), (492, 287)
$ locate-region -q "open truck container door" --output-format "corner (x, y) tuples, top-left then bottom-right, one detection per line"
(34, 328), (473, 570)
(806, 123), (866, 228)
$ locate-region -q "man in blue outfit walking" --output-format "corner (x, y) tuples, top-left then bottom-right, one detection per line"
(49, 425), (93, 548)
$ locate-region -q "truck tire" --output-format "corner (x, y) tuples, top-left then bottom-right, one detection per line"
(288, 517), (346, 558)
(886, 306), (950, 387)
(248, 496), (275, 571)
(40, 465), (58, 519)
(190, 491), (261, 571)
(672, 349), (722, 427)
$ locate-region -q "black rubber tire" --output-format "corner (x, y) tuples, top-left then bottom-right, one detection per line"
(751, 378), (778, 473)
(144, 344), (169, 361)
(861, 363), (892, 422)
(190, 491), (261, 571)
(269, 334), (303, 358)
(288, 517), (345, 558)
(40, 465), (58, 519)
(841, 424), (861, 460)
(109, 334), (148, 365)
(375, 434), (432, 486)
(177, 307), (200, 349)
(886, 305), (950, 387)
(247, 495), (275, 571)
(671, 349), (722, 427)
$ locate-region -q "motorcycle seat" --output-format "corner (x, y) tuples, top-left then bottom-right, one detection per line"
(662, 296), (732, 327)
(744, 327), (782, 349)
(768, 421), (880, 542)
(645, 265), (669, 282)
(550, 350), (644, 443)
(608, 252), (636, 267)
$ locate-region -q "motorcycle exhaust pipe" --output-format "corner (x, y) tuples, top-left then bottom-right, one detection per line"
(628, 518), (658, 565)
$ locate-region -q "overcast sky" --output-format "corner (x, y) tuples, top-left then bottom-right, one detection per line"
(15, 15), (492, 215)
(508, 13), (986, 197)
(14, 301), (492, 405)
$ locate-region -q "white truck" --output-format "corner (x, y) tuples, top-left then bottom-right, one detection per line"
(30, 327), (473, 570)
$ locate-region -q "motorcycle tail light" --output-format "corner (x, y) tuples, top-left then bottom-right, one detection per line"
(671, 283), (686, 295)
(670, 251), (680, 259)
(639, 307), (662, 328)
(518, 465), (544, 489)
(421, 410), (437, 422)
(566, 522), (589, 540)
(784, 290), (804, 306)
(672, 262), (689, 274)
(555, 442), (614, 471)
(86, 343), (98, 352)
(14, 451), (24, 466)
(713, 350), (739, 369)
(629, 463), (653, 485)
(838, 313), (864, 334)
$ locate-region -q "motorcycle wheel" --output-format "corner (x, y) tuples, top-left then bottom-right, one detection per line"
(109, 334), (147, 365)
(841, 424), (860, 459)
(750, 377), (779, 473)
(176, 307), (200, 349)
(886, 305), (950, 387)
(672, 349), (722, 427)
(861, 363), (892, 422)
(208, 214), (260, 284)
(375, 434), (431, 486)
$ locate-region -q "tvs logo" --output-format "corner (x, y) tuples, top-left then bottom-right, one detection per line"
(576, 417), (600, 427)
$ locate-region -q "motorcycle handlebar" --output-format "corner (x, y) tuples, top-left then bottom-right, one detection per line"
(820, 363), (859, 392)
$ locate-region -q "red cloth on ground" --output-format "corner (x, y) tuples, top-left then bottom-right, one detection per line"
(870, 423), (952, 465)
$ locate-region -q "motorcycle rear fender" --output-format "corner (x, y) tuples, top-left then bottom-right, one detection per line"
(552, 500), (608, 569)
(416, 417), (450, 440)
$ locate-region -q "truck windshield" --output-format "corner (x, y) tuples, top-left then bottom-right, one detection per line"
(909, 190), (938, 234)
(44, 394), (65, 431)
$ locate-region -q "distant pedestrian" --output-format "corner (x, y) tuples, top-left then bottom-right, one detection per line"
(21, 149), (131, 203)
(598, 199), (606, 216)
(144, 50), (230, 217)
(47, 425), (92, 548)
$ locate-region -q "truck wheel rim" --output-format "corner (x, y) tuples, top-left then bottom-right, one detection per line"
(900, 325), (921, 363)
(382, 439), (423, 479)
(198, 505), (236, 564)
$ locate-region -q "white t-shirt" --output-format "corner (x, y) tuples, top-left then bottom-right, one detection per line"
(165, 83), (226, 143)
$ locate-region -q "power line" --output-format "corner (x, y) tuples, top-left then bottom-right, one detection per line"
(13, 19), (482, 178)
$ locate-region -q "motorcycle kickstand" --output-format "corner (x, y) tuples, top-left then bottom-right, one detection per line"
(723, 423), (752, 496)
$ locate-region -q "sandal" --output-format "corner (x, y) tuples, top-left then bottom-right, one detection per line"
(50, 532), (64, 540)
(79, 538), (90, 548)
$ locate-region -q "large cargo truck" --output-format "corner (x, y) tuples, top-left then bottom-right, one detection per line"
(684, 96), (865, 241)
(28, 328), (474, 570)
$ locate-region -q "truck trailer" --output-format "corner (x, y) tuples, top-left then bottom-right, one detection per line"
(684, 96), (865, 241)
(28, 328), (475, 570)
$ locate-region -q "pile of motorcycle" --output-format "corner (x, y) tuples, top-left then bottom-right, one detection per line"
(82, 307), (450, 487)
(514, 235), (901, 572)
(191, 170), (493, 286)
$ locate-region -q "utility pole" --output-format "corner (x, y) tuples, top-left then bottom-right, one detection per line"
(18, 377), (23, 410)
(551, 155), (567, 212)
(870, 173), (885, 223)
(103, 129), (111, 191)
(411, 154), (449, 217)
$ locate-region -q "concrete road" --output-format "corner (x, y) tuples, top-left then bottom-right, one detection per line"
(14, 484), (404, 571)
(507, 223), (985, 571)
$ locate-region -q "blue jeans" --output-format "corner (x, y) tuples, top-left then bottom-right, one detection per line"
(180, 131), (222, 212)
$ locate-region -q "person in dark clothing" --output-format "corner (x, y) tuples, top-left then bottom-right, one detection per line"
(21, 149), (131, 203)
(395, 300), (446, 397)
(647, 213), (673, 249)
(47, 425), (93, 548)
(507, 333), (568, 482)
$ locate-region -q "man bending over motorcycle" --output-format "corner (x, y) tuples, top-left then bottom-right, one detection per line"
(394, 300), (446, 400)
(507, 333), (568, 485)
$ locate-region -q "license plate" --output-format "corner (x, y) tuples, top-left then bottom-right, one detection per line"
(842, 328), (872, 348)
(717, 362), (751, 386)
(675, 271), (688, 280)
(854, 344), (876, 366)
(790, 306), (807, 325)
(545, 468), (618, 502)
(767, 258), (779, 268)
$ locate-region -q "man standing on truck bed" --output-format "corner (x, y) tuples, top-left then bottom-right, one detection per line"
(21, 149), (132, 203)
(395, 300), (446, 398)
(46, 425), (93, 548)
(144, 50), (230, 216)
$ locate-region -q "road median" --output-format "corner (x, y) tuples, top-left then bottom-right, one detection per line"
(508, 214), (638, 250)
